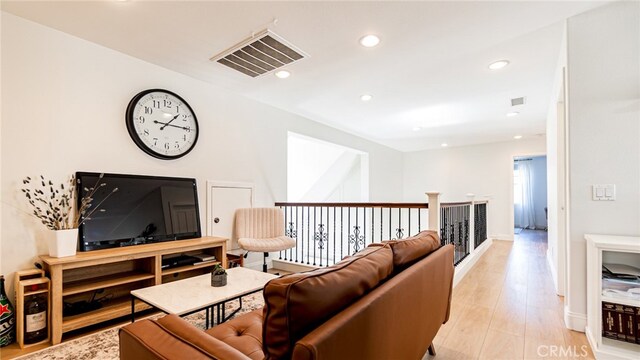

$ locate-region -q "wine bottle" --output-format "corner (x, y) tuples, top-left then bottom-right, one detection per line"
(0, 275), (16, 347)
(24, 285), (47, 344)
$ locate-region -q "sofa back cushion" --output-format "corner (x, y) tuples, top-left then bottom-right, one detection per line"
(261, 244), (394, 359)
(385, 230), (441, 268)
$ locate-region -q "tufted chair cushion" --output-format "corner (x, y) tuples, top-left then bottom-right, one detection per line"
(206, 309), (265, 360)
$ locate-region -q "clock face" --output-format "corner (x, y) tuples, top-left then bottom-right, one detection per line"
(125, 89), (199, 160)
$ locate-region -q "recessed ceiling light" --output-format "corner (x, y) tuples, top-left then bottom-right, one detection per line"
(412, 127), (422, 132)
(514, 135), (523, 139)
(360, 94), (373, 102)
(488, 60), (510, 70)
(359, 35), (380, 48)
(441, 143), (448, 147)
(506, 111), (520, 117)
(275, 70), (290, 79)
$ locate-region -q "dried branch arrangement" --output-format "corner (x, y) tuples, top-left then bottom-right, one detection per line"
(22, 174), (118, 230)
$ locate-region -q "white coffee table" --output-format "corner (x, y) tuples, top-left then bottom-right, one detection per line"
(130, 267), (277, 327)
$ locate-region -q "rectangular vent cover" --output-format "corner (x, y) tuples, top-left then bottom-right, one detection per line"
(211, 29), (308, 78)
(511, 97), (526, 106)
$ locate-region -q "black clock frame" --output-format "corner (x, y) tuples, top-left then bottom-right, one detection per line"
(125, 89), (199, 160)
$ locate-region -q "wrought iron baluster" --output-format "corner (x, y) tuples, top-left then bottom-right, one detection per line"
(349, 225), (364, 255)
(340, 207), (344, 261)
(388, 208), (392, 240)
(303, 207), (311, 264)
(380, 207), (383, 242)
(363, 207), (366, 247)
(333, 207), (336, 266)
(347, 207), (351, 258)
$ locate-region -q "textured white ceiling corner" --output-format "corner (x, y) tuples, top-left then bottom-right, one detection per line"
(1, 0), (607, 152)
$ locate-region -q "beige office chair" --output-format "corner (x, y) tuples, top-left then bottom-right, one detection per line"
(234, 208), (296, 272)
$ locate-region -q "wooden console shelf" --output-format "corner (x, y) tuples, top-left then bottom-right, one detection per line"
(40, 236), (227, 344)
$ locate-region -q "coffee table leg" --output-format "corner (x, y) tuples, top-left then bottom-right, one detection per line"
(222, 301), (226, 321)
(206, 307), (210, 328)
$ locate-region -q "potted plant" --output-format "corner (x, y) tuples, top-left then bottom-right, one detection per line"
(210, 264), (227, 287)
(21, 174), (118, 258)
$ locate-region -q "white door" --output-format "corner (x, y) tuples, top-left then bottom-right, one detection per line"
(207, 182), (254, 250)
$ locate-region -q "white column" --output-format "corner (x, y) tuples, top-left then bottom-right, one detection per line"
(426, 192), (441, 233)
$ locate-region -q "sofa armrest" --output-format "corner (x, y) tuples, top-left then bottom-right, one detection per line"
(119, 315), (252, 360)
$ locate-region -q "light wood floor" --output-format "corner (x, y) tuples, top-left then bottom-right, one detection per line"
(428, 230), (594, 360)
(2, 232), (593, 359)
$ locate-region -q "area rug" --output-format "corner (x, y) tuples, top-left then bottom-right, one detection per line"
(15, 293), (265, 360)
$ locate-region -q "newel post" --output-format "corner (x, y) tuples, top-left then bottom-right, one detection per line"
(467, 193), (476, 252)
(426, 192), (441, 234)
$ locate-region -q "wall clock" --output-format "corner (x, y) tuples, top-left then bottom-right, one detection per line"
(125, 89), (199, 160)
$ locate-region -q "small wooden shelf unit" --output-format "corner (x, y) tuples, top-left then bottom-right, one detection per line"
(40, 236), (227, 344)
(585, 234), (640, 360)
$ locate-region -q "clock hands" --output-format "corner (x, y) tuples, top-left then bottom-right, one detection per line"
(153, 120), (190, 131)
(160, 114), (180, 130)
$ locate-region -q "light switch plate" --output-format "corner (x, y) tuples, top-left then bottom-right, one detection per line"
(592, 184), (616, 201)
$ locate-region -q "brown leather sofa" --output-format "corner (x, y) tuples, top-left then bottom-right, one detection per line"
(120, 231), (455, 360)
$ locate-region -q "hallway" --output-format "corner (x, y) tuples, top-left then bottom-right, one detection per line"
(428, 230), (594, 359)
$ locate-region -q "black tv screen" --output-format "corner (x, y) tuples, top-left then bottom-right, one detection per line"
(76, 172), (201, 251)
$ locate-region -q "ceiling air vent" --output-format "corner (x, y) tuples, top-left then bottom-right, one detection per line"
(511, 97), (526, 106)
(211, 29), (308, 78)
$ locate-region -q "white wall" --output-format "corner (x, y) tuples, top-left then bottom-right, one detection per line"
(403, 138), (546, 240)
(565, 1), (640, 330)
(545, 24), (567, 297)
(287, 133), (367, 202)
(0, 13), (403, 294)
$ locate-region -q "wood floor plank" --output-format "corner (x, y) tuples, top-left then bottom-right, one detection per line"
(435, 230), (594, 360)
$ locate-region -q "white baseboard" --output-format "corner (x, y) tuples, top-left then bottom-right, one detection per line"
(564, 305), (587, 332)
(272, 259), (318, 273)
(491, 234), (514, 241)
(452, 238), (493, 288)
(546, 248), (561, 295)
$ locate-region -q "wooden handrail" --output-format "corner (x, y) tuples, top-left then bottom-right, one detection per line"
(274, 202), (429, 208)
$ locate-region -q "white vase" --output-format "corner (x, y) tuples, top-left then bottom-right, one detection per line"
(48, 228), (78, 258)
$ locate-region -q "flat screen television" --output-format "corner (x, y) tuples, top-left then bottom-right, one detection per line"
(76, 172), (201, 251)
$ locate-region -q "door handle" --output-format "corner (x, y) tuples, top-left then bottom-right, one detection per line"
(214, 217), (220, 224)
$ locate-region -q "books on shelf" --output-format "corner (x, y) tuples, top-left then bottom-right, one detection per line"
(602, 302), (640, 345)
(192, 254), (217, 266)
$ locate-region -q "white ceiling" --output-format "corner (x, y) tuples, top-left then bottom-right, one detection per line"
(2, 0), (606, 152)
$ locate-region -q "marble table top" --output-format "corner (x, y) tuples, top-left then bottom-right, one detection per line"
(131, 267), (277, 315)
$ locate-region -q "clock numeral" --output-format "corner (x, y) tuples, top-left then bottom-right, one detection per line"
(164, 142), (170, 150)
(174, 141), (180, 149)
(153, 100), (161, 109)
(153, 138), (158, 146)
(138, 116), (145, 124)
(185, 126), (191, 133)
(182, 114), (188, 121)
(163, 99), (172, 108)
(183, 134), (187, 141)
(176, 105), (180, 113)
(144, 106), (153, 114)
(143, 129), (149, 136)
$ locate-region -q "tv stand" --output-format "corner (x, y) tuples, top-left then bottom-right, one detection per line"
(40, 236), (227, 344)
